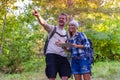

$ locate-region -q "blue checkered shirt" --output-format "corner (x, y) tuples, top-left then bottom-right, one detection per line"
(68, 32), (90, 57)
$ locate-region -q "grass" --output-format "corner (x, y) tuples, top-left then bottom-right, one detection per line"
(0, 61), (120, 80)
(92, 61), (120, 80)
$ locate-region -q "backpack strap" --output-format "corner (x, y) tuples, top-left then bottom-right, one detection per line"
(55, 31), (68, 37)
(77, 32), (83, 44)
(76, 32), (83, 56)
(48, 27), (56, 39)
(44, 27), (56, 54)
(65, 32), (69, 42)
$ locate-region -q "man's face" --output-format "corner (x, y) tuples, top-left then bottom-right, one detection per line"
(58, 15), (67, 26)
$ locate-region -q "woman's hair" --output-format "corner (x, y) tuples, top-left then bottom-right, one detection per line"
(69, 32), (73, 38)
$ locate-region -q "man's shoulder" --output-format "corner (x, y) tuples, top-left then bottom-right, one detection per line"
(48, 25), (56, 34)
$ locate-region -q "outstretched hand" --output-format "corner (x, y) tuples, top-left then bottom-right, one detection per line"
(32, 9), (39, 17)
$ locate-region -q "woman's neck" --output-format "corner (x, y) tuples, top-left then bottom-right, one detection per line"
(70, 31), (77, 38)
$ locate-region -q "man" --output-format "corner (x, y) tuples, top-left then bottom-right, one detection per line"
(32, 9), (71, 80)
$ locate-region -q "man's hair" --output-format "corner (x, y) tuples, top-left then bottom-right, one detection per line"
(60, 13), (68, 21)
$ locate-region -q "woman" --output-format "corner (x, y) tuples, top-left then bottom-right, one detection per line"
(68, 20), (91, 80)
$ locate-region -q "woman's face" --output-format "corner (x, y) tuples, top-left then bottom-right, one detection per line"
(68, 24), (76, 33)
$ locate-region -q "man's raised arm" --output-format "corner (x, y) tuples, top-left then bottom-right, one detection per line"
(32, 9), (51, 32)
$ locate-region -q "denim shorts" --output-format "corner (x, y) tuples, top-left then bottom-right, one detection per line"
(45, 54), (71, 78)
(71, 57), (91, 74)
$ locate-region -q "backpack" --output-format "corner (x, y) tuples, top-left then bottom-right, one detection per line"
(77, 32), (94, 65)
(43, 27), (56, 55)
(86, 39), (94, 65)
(43, 27), (68, 55)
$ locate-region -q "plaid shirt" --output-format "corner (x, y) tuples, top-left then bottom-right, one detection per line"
(68, 32), (90, 57)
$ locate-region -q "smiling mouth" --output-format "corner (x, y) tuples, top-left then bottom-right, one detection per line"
(59, 20), (64, 23)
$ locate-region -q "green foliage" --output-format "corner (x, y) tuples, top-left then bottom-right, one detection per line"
(0, 0), (120, 74)
(85, 18), (120, 61)
(92, 61), (120, 80)
(0, 61), (120, 80)
(21, 57), (45, 72)
(0, 54), (9, 68)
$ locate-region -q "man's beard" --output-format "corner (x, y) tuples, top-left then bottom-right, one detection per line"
(59, 20), (65, 26)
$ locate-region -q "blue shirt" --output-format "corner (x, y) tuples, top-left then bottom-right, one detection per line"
(68, 32), (90, 57)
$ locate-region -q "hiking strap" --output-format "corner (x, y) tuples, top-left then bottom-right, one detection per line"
(44, 27), (68, 54)
(48, 27), (68, 39)
(76, 32), (83, 56)
(44, 27), (56, 54)
(48, 27), (56, 40)
(65, 32), (69, 42)
(55, 31), (68, 37)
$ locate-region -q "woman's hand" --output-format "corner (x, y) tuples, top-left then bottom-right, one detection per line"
(72, 44), (84, 49)
(72, 44), (79, 48)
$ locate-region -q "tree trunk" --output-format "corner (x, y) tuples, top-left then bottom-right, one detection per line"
(1, 1), (7, 54)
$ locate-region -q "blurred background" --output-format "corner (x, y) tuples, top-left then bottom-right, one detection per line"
(0, 0), (120, 80)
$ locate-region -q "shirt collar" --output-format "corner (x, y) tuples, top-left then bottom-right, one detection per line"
(75, 32), (79, 36)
